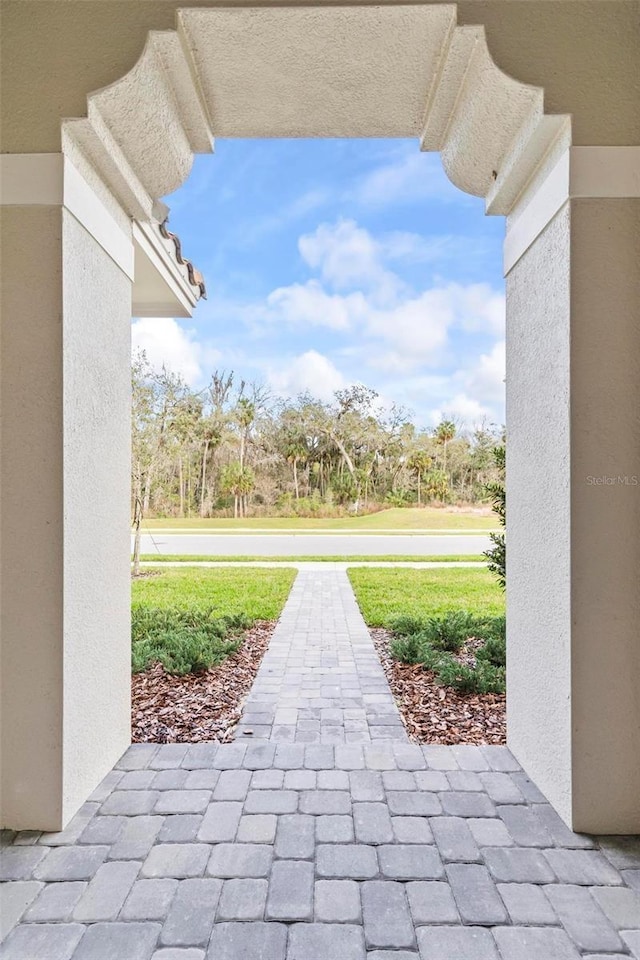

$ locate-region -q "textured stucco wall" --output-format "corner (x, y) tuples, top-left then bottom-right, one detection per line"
(0, 208), (132, 830)
(506, 206), (573, 825)
(61, 211), (132, 826)
(1, 1), (639, 152)
(0, 206), (66, 828)
(507, 197), (640, 833)
(569, 198), (640, 832)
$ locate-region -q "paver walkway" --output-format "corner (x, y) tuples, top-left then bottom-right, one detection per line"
(234, 570), (406, 743)
(2, 572), (639, 959)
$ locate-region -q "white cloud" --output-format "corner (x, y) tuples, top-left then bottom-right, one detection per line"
(267, 350), (346, 401)
(266, 281), (367, 331)
(353, 149), (460, 208)
(299, 219), (384, 291)
(131, 317), (219, 386)
(463, 339), (506, 404)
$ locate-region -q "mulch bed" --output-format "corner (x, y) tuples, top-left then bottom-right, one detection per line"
(371, 628), (506, 745)
(132, 621), (274, 743)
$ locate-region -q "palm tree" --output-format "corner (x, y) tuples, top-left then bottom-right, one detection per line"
(435, 419), (456, 470)
(407, 450), (433, 505)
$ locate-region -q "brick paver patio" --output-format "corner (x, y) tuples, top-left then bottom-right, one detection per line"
(1, 572), (639, 959)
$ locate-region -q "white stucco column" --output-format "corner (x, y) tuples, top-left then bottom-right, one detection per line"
(505, 147), (640, 833)
(0, 155), (133, 830)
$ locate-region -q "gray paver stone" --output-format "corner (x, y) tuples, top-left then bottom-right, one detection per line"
(120, 879), (178, 920)
(160, 878), (222, 947)
(118, 770), (156, 790)
(0, 881), (44, 936)
(108, 816), (162, 861)
(468, 817), (513, 847)
(544, 884), (624, 952)
(354, 803), (394, 844)
(303, 745), (335, 770)
(392, 817), (433, 844)
(72, 921), (162, 960)
(479, 772), (525, 804)
(211, 770), (251, 801)
(621, 931), (640, 958)
(78, 816), (125, 846)
(153, 950), (205, 960)
(483, 847), (557, 883)
(316, 815), (354, 843)
(266, 859), (314, 920)
(154, 791), (210, 815)
(299, 790), (351, 815)
(207, 921), (287, 960)
(0, 846), (47, 881)
(33, 846), (108, 882)
(416, 925), (499, 960)
(599, 836), (640, 869)
(497, 882), (558, 924)
(316, 844), (378, 879)
(378, 845), (444, 880)
(314, 880), (362, 923)
(544, 849), (624, 885)
(183, 771), (220, 791)
(350, 771), (384, 802)
(430, 816), (480, 862)
(197, 802), (242, 842)
(493, 926), (581, 960)
(141, 844), (210, 879)
(158, 815), (202, 843)
(362, 880), (415, 950)
(440, 791), (495, 818)
(386, 792), (441, 817)
(414, 771), (449, 792)
(406, 881), (459, 924)
(236, 814), (277, 843)
(382, 771), (416, 791)
(100, 791), (159, 816)
(288, 922), (366, 960)
(73, 859), (140, 920)
(216, 879), (268, 921)
(251, 769), (284, 790)
(421, 745), (459, 771)
(446, 862), (508, 925)
(367, 953), (418, 960)
(207, 843), (272, 878)
(498, 804), (554, 847)
(151, 770), (188, 791)
(447, 770), (483, 792)
(0, 923), (85, 960)
(274, 815), (315, 859)
(590, 885), (640, 928)
(283, 770), (316, 790)
(244, 790), (298, 814)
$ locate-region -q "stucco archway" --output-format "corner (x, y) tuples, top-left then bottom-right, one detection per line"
(1, 2), (639, 834)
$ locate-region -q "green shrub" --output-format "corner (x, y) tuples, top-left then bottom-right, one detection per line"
(435, 658), (506, 694)
(477, 635), (506, 668)
(389, 614), (427, 637)
(131, 605), (250, 675)
(426, 611), (481, 652)
(388, 608), (507, 694)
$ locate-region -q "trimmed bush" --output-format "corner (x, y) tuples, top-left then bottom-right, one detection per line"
(388, 610), (506, 695)
(131, 605), (250, 675)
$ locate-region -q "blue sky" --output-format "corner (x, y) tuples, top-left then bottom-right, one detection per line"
(132, 139), (506, 429)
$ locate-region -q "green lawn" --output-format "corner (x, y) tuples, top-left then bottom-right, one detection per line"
(139, 507), (496, 532)
(132, 567), (297, 620)
(348, 567), (505, 627)
(138, 554), (486, 564)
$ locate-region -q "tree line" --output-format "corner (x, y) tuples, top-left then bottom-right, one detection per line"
(132, 352), (504, 523)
